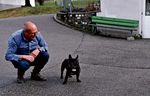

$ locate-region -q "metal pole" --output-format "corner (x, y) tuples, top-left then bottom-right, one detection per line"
(63, 0), (66, 11)
(69, 0), (72, 13)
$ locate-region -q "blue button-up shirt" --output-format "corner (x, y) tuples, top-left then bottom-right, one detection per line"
(5, 29), (48, 62)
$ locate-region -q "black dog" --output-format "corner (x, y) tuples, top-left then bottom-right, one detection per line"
(60, 54), (81, 84)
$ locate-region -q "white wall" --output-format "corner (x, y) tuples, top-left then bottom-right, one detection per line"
(97, 0), (142, 35)
(98, 0), (141, 20)
(0, 0), (22, 5)
(0, 0), (35, 7)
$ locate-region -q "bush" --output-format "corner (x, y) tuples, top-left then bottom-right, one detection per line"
(36, 0), (45, 5)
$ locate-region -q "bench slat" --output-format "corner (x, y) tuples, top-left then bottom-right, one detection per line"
(89, 24), (138, 30)
(92, 19), (138, 28)
(89, 16), (139, 36)
(92, 16), (139, 24)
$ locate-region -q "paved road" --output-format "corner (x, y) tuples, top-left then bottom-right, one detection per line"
(1, 14), (150, 96)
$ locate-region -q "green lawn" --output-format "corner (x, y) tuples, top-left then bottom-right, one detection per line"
(66, 0), (99, 8)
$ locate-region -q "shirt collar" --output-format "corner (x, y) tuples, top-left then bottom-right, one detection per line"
(21, 30), (28, 42)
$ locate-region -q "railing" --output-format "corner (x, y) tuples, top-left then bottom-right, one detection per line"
(56, 11), (96, 30)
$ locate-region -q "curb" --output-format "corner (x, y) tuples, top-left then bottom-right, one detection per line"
(53, 14), (136, 40)
(53, 14), (89, 33)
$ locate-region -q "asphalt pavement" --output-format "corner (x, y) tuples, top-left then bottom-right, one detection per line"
(1, 14), (150, 96)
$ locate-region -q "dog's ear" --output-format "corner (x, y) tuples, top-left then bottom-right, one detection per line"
(76, 55), (79, 60)
(69, 54), (72, 59)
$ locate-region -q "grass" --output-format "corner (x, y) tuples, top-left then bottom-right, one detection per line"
(0, 0), (99, 19)
(67, 0), (99, 8)
(0, 1), (62, 18)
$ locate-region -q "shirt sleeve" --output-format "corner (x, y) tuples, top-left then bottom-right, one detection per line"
(36, 32), (48, 52)
(5, 36), (20, 62)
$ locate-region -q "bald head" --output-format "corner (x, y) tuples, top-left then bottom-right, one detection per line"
(24, 21), (38, 33)
(23, 21), (38, 41)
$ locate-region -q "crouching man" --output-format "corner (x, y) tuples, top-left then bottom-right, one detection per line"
(5, 21), (49, 84)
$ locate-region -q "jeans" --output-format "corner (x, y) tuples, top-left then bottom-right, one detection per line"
(12, 51), (49, 71)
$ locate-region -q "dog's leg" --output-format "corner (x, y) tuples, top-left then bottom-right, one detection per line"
(63, 70), (70, 84)
(76, 73), (81, 82)
(68, 71), (72, 78)
(76, 69), (81, 82)
(60, 65), (65, 79)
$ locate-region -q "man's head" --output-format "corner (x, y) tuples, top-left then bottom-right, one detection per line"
(23, 21), (38, 41)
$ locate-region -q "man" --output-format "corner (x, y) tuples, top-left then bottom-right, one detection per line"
(5, 21), (49, 84)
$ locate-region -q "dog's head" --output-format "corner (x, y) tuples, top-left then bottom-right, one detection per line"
(68, 54), (79, 69)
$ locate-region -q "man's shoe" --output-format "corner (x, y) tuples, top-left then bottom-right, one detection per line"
(17, 69), (25, 84)
(31, 74), (47, 81)
(17, 78), (25, 84)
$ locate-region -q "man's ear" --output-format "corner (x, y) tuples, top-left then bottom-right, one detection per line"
(69, 54), (72, 59)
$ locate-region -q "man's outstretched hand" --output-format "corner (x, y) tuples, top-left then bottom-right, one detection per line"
(19, 49), (40, 62)
(30, 49), (40, 58)
(20, 55), (35, 62)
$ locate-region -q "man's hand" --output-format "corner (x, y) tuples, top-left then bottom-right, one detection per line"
(18, 49), (40, 62)
(30, 49), (40, 58)
(20, 55), (35, 62)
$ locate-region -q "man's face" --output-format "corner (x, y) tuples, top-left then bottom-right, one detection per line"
(23, 21), (38, 41)
(24, 29), (38, 41)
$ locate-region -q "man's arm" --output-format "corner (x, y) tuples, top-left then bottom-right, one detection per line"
(19, 55), (35, 62)
(5, 36), (20, 62)
(36, 32), (48, 52)
(5, 36), (35, 62)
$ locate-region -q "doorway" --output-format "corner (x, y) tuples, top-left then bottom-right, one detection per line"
(143, 0), (150, 38)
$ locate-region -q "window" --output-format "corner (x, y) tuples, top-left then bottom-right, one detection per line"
(146, 0), (150, 15)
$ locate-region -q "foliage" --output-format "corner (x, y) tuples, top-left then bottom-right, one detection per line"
(133, 34), (142, 39)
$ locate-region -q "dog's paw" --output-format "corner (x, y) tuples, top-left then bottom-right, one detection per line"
(63, 81), (67, 84)
(77, 80), (81, 82)
(60, 77), (63, 79)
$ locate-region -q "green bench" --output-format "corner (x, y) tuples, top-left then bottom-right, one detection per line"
(89, 16), (139, 35)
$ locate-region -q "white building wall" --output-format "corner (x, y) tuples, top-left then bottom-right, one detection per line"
(0, 0), (35, 7)
(97, 0), (142, 35)
(99, 0), (141, 19)
(0, 0), (22, 5)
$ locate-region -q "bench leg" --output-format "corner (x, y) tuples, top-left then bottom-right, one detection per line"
(130, 30), (133, 36)
(92, 26), (98, 35)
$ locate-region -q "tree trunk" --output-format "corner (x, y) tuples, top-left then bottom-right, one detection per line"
(25, 0), (32, 7)
(38, 0), (44, 6)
